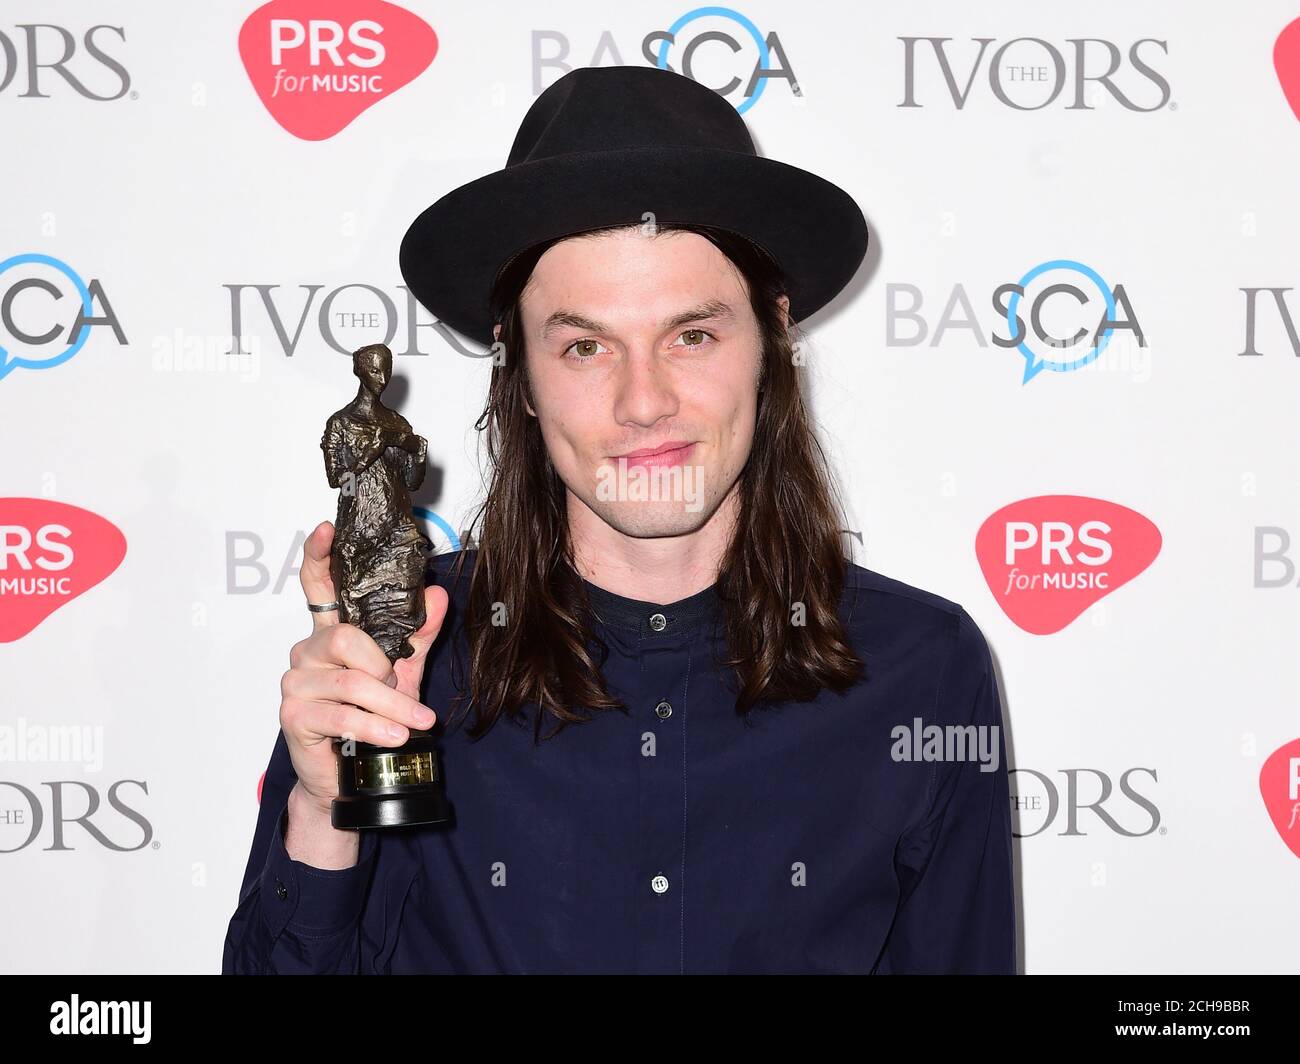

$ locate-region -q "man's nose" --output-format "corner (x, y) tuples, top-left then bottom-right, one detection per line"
(611, 345), (680, 427)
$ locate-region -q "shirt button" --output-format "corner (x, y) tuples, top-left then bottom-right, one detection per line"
(651, 874), (670, 894)
(274, 878), (288, 901)
(648, 613), (667, 632)
(655, 701), (673, 719)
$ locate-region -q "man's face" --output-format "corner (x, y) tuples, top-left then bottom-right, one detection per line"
(501, 227), (786, 538)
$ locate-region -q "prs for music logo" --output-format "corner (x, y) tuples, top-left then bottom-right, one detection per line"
(975, 495), (1161, 635)
(1260, 739), (1300, 859)
(1275, 16), (1300, 124)
(239, 0), (438, 140)
(0, 499), (126, 642)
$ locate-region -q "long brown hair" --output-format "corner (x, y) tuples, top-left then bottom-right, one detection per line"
(441, 222), (864, 741)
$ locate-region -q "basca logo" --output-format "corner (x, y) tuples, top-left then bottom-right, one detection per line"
(0, 253), (125, 381)
(0, 780), (153, 852)
(1259, 739), (1300, 859)
(0, 499), (126, 642)
(1275, 17), (1300, 124)
(0, 23), (131, 100)
(226, 512), (462, 593)
(535, 7), (798, 114)
(886, 259), (1147, 383)
(1254, 526), (1300, 588)
(976, 495), (1161, 635)
(239, 0), (438, 140)
(1010, 768), (1161, 838)
(898, 36), (1171, 111)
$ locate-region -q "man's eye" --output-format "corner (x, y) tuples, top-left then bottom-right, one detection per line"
(673, 328), (715, 349)
(563, 330), (714, 360)
(563, 338), (608, 360)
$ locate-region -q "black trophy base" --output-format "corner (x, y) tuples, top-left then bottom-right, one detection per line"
(331, 732), (452, 830)
(332, 788), (452, 830)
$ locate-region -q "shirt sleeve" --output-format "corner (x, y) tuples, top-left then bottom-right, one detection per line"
(221, 728), (384, 974)
(875, 608), (1017, 974)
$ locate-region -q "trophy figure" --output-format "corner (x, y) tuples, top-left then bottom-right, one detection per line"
(321, 342), (451, 829)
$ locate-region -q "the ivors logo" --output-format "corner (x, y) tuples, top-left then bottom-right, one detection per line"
(238, 0), (438, 141)
(0, 23), (131, 101)
(976, 495), (1161, 634)
(0, 779), (152, 852)
(0, 499), (127, 642)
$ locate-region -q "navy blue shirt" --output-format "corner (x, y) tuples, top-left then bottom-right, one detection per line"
(223, 550), (1015, 974)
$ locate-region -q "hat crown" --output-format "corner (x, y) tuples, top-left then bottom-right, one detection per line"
(507, 66), (755, 166)
(400, 64), (868, 347)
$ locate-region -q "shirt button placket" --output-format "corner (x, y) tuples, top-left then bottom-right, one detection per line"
(635, 612), (688, 974)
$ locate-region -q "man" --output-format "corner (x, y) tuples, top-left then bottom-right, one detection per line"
(223, 65), (1016, 974)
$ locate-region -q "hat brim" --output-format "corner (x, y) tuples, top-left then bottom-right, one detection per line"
(398, 145), (868, 348)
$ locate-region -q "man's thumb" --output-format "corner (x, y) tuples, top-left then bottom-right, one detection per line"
(408, 583), (450, 661)
(392, 583), (450, 701)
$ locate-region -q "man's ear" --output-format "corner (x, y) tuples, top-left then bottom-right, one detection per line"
(492, 322), (536, 416)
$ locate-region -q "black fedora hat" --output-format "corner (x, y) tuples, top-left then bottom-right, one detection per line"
(398, 65), (869, 348)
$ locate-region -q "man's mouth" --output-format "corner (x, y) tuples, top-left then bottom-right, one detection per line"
(611, 440), (697, 468)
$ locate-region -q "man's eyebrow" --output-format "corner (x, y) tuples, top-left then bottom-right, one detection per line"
(537, 300), (737, 340)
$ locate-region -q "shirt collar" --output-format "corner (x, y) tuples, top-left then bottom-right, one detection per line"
(580, 574), (722, 639)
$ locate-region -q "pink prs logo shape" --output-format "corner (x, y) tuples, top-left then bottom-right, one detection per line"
(0, 498), (127, 642)
(1260, 740), (1300, 860)
(239, 0), (439, 141)
(1274, 16), (1300, 123)
(976, 494), (1162, 635)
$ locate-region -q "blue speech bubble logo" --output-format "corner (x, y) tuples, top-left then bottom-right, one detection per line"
(0, 253), (95, 382)
(654, 7), (771, 114)
(414, 507), (461, 552)
(1007, 259), (1116, 384)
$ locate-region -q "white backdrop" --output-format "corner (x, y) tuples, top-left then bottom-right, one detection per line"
(2, 0), (1298, 974)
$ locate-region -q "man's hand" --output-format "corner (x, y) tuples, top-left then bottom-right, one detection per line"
(277, 519), (449, 867)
